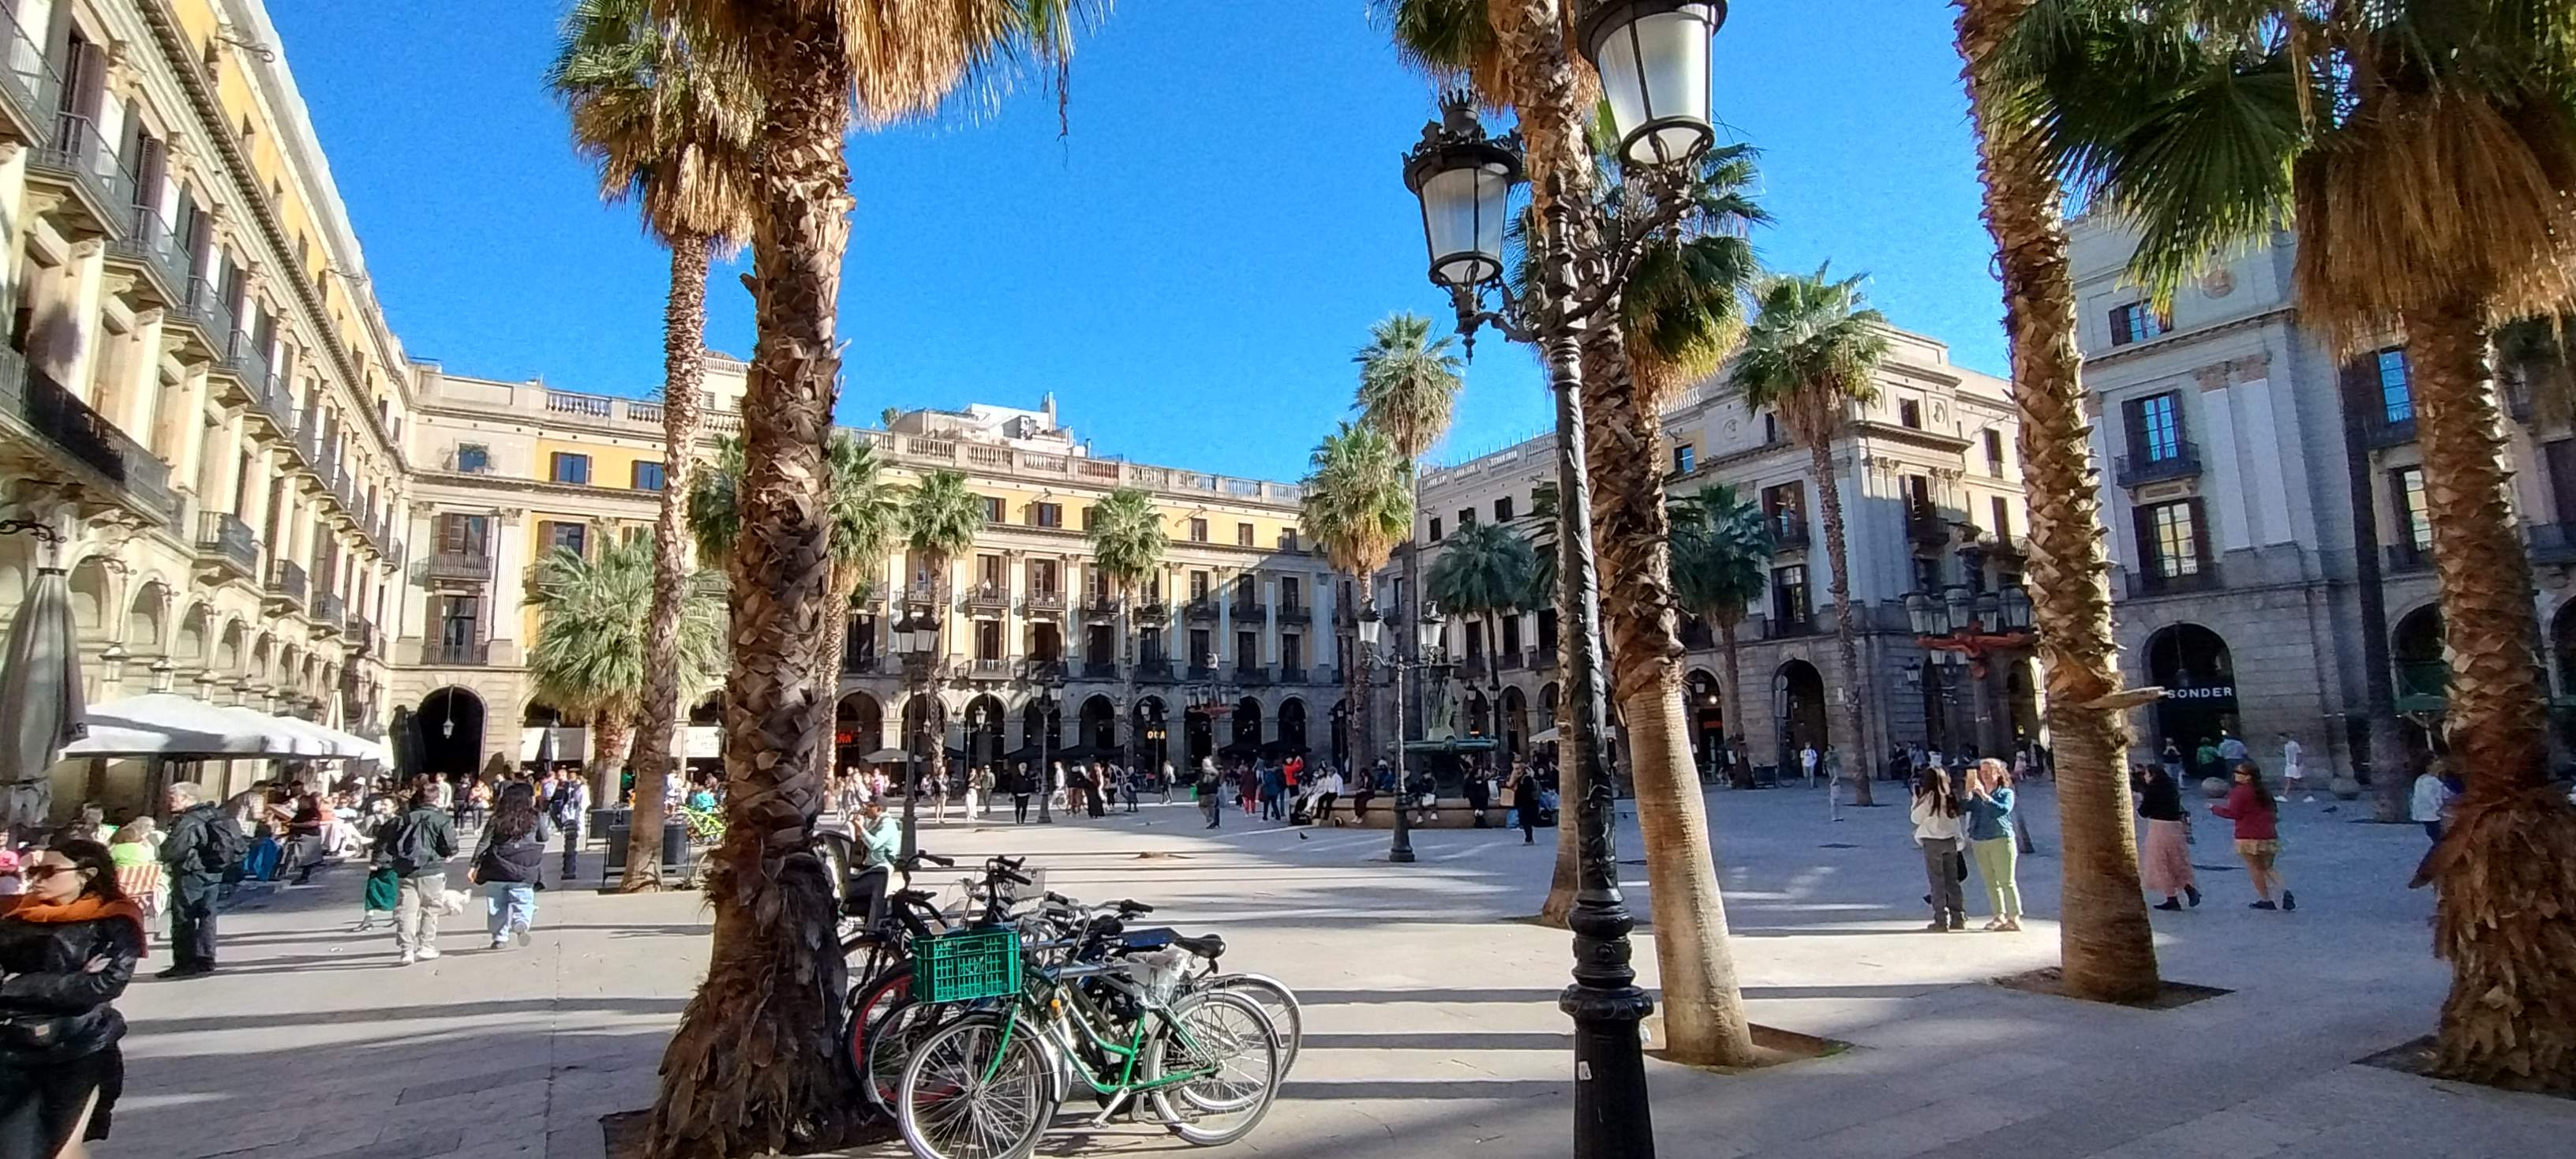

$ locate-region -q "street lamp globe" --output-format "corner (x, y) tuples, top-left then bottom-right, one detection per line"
(1941, 585), (1973, 638)
(895, 610), (940, 660)
(1415, 602), (1447, 658)
(1974, 591), (2003, 635)
(2001, 584), (2034, 632)
(1357, 605), (1386, 651)
(1578, 0), (1725, 168)
(1904, 591), (1936, 637)
(1402, 96), (1524, 289)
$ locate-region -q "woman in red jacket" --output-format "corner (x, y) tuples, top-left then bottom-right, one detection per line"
(2210, 762), (2294, 911)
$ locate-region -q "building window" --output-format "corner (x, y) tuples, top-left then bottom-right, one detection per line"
(1672, 444), (1696, 474)
(1189, 571), (1210, 599)
(2110, 301), (2169, 346)
(1189, 518), (1209, 543)
(1762, 414), (1780, 444)
(1278, 528), (1300, 551)
(1429, 517), (1443, 542)
(977, 553), (1005, 591)
(975, 620), (1003, 661)
(1760, 482), (1805, 541)
(1237, 522), (1254, 546)
(1772, 565), (1810, 626)
(1983, 429), (2005, 475)
(1494, 496), (1515, 522)
(1190, 628), (1213, 669)
(632, 461), (665, 491)
(549, 452), (590, 485)
(1032, 502), (1062, 528)
(2377, 347), (2415, 424)
(1236, 629), (1259, 669)
(2124, 392), (2185, 462)
(1990, 497), (2013, 542)
(1458, 508), (1477, 529)
(542, 520), (589, 558)
(982, 495), (1005, 523)
(1282, 633), (1303, 670)
(436, 512), (489, 556)
(2142, 500), (2203, 578)
(2392, 466), (2432, 550)
(1030, 558), (1059, 596)
(455, 443), (491, 474)
(1898, 399), (1923, 429)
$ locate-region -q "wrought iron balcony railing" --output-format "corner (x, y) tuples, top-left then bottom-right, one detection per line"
(195, 511), (257, 579)
(265, 559), (307, 607)
(424, 640), (492, 666)
(2114, 441), (2203, 488)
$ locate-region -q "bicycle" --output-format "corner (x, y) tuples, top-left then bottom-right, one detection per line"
(850, 853), (1032, 1113)
(894, 925), (1282, 1157)
(1023, 892), (1303, 1074)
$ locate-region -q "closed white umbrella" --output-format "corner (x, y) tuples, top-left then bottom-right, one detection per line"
(2, 566), (87, 829)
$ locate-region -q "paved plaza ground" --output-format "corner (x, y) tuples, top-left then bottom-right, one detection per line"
(96, 781), (2576, 1159)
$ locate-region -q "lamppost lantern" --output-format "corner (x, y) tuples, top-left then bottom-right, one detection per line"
(1904, 591), (1936, 637)
(1577, 0), (1725, 168)
(1974, 591), (2003, 635)
(1402, 92), (1524, 290)
(1415, 602), (1447, 659)
(1942, 585), (1973, 637)
(2001, 584), (2033, 632)
(1357, 605), (1385, 651)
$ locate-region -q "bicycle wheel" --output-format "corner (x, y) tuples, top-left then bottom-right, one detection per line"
(866, 992), (953, 1115)
(897, 1014), (1058, 1159)
(1205, 973), (1302, 1073)
(844, 964), (908, 1093)
(1141, 990), (1281, 1146)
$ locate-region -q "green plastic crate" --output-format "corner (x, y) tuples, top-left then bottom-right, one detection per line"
(917, 928), (1022, 1003)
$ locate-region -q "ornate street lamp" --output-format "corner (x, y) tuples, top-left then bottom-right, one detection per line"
(1398, 13), (1717, 1150)
(1355, 604), (1420, 863)
(1035, 684), (1058, 823)
(893, 607), (942, 857)
(2001, 583), (2033, 632)
(1578, 2), (1728, 167)
(1974, 591), (2003, 636)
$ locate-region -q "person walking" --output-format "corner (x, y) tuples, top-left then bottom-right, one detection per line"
(156, 782), (235, 980)
(380, 787), (459, 965)
(1799, 743), (1819, 788)
(2278, 732), (2309, 801)
(467, 783), (552, 951)
(1964, 759), (2023, 932)
(1511, 762), (1542, 845)
(2194, 737), (2222, 783)
(1911, 767), (1968, 932)
(1824, 747), (1845, 822)
(1009, 763), (1034, 825)
(1196, 759), (1223, 829)
(0, 839), (147, 1159)
(2135, 762), (2200, 910)
(972, 764), (993, 820)
(352, 797), (401, 933)
(2160, 738), (2186, 782)
(545, 773), (589, 880)
(1259, 760), (1284, 822)
(1159, 761), (1176, 805)
(1087, 763), (1107, 819)
(2413, 762), (2456, 845)
(2212, 762), (2294, 910)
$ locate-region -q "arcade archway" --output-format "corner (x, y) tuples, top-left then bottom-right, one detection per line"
(417, 688), (485, 779)
(1773, 660), (1828, 764)
(2144, 623), (2240, 755)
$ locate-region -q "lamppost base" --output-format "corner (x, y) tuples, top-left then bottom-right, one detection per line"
(1387, 843), (1417, 863)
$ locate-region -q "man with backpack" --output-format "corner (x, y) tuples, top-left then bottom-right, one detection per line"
(378, 784), (459, 966)
(545, 773), (590, 879)
(159, 782), (243, 978)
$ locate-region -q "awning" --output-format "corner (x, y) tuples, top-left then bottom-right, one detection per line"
(2, 567), (86, 829)
(62, 693), (388, 760)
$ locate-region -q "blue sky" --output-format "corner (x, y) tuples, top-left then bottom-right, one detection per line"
(270, 1), (1997, 482)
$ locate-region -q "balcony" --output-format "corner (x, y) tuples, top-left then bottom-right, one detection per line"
(904, 580), (942, 607)
(0, 348), (178, 524)
(1230, 602), (1268, 626)
(1135, 600), (1171, 625)
(1188, 664), (1219, 681)
(0, 13), (55, 146)
(2363, 412), (2417, 449)
(2530, 523), (2576, 565)
(1462, 655), (1492, 681)
(2126, 565), (2222, 599)
(1906, 503), (1950, 546)
(2383, 541), (2433, 574)
(1135, 658), (1174, 682)
(1083, 659), (1118, 679)
(1769, 516), (1810, 551)
(1185, 597), (1220, 622)
(1279, 598), (1307, 622)
(310, 591), (345, 635)
(25, 111), (123, 240)
(965, 583), (1010, 613)
(421, 551), (495, 585)
(2114, 440), (2204, 488)
(1497, 650), (1529, 671)
(103, 208), (185, 306)
(1020, 658), (1065, 683)
(264, 560), (308, 610)
(967, 657), (1012, 680)
(1024, 590), (1068, 617)
(208, 328), (273, 401)
(347, 615), (376, 657)
(423, 640), (492, 667)
(1764, 614), (1818, 640)
(194, 512), (257, 580)
(1234, 665), (1271, 685)
(1277, 665), (1307, 683)
(841, 651), (880, 675)
(1082, 595), (1125, 621)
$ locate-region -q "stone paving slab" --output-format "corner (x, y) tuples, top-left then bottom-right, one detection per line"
(93, 786), (2576, 1159)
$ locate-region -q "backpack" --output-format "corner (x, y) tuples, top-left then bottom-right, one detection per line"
(548, 782), (582, 827)
(202, 808), (250, 870)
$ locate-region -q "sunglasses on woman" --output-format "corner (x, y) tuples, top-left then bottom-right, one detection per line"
(21, 865), (73, 881)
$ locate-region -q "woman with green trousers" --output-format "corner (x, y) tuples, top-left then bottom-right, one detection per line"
(1966, 759), (2022, 932)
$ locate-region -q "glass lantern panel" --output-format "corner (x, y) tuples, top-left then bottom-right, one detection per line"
(1598, 9), (1715, 167)
(1422, 164), (1510, 286)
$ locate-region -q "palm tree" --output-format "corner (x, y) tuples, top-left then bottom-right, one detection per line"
(1354, 310), (1462, 866)
(645, 4), (1103, 1153)
(1088, 486), (1168, 778)
(1733, 268), (1890, 808)
(1672, 485), (1769, 790)
(549, 0), (754, 892)
(526, 531), (727, 811)
(1996, 0), (2576, 1082)
(809, 435), (901, 775)
(1425, 519), (1536, 692)
(1300, 422), (1413, 778)
(901, 469), (987, 789)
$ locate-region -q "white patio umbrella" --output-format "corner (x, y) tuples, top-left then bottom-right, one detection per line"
(62, 693), (326, 759)
(2, 566), (87, 830)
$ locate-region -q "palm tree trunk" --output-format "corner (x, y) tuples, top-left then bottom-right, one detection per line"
(646, 14), (857, 1157)
(2338, 363), (2414, 822)
(1808, 440), (1875, 806)
(1344, 580), (1363, 773)
(590, 711), (634, 823)
(623, 232), (713, 893)
(2405, 296), (2576, 1093)
(1955, 0), (2159, 1004)
(1121, 591), (1137, 782)
(1578, 324), (1754, 1064)
(1718, 617), (1754, 790)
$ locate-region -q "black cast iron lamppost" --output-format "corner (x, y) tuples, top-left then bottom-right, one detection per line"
(1400, 4), (1721, 1155)
(1035, 684), (1058, 823)
(1357, 600), (1447, 863)
(893, 607), (941, 857)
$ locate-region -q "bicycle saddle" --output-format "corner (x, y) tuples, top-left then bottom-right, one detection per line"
(1170, 932), (1226, 960)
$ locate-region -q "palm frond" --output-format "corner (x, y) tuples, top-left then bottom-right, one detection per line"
(683, 435), (746, 568)
(1354, 312), (1466, 463)
(1300, 422), (1414, 583)
(1425, 519), (1537, 619)
(1086, 486), (1167, 596)
(1730, 264), (1891, 448)
(550, 0), (758, 247)
(1668, 483), (1770, 629)
(904, 469), (988, 579)
(527, 531), (728, 726)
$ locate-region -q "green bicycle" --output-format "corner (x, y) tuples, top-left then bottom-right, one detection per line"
(894, 928), (1282, 1158)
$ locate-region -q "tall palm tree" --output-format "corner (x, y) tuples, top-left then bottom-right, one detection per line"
(1998, 0), (2576, 1084)
(902, 469), (987, 790)
(1424, 519), (1536, 691)
(1354, 311), (1464, 793)
(1733, 268), (1890, 808)
(550, 0), (755, 892)
(1672, 484), (1770, 790)
(526, 531), (728, 808)
(1088, 486), (1167, 777)
(809, 435), (902, 780)
(644, 4), (1103, 1153)
(1300, 422), (1413, 778)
